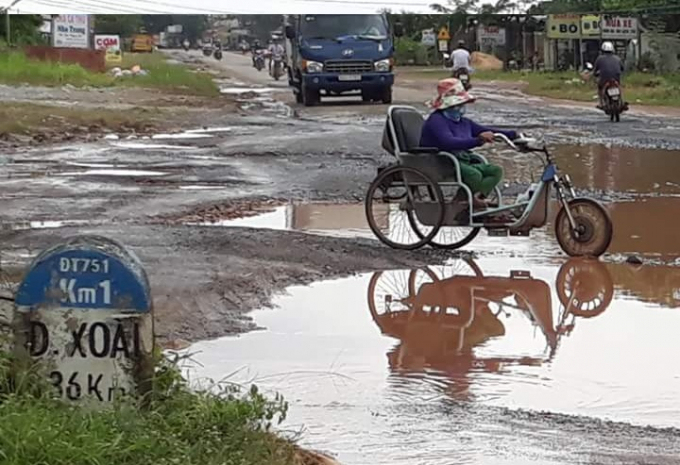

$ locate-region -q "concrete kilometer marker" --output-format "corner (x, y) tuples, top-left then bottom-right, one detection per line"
(12, 235), (154, 406)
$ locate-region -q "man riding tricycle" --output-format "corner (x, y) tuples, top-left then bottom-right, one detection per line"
(365, 78), (613, 256)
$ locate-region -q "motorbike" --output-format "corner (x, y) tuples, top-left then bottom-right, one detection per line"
(584, 62), (628, 122)
(602, 80), (628, 122)
(202, 45), (213, 57)
(182, 40), (190, 52)
(452, 67), (472, 90)
(253, 51), (265, 72)
(270, 56), (284, 81)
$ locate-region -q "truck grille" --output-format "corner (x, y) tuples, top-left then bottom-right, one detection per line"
(325, 60), (373, 74)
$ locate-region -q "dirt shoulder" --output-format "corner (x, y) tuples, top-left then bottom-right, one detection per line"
(0, 223), (453, 348)
(397, 67), (680, 117)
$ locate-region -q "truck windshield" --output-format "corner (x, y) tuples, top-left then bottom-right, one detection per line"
(300, 14), (388, 40)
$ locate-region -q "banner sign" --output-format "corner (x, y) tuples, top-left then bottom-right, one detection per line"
(601, 16), (638, 39)
(53, 15), (90, 49)
(547, 14), (581, 39)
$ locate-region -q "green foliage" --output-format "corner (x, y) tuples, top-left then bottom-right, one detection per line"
(94, 15), (143, 38)
(395, 37), (434, 65)
(0, 352), (294, 465)
(0, 14), (44, 45)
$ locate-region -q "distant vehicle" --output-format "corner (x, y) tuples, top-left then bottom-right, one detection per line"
(284, 14), (402, 106)
(131, 34), (154, 53)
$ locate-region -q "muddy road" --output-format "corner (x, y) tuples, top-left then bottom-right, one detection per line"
(1, 50), (680, 464)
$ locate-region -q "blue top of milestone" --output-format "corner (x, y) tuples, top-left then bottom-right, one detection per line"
(14, 236), (151, 312)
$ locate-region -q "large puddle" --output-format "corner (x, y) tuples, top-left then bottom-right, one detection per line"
(185, 256), (680, 464)
(204, 199), (680, 262)
(494, 144), (680, 197)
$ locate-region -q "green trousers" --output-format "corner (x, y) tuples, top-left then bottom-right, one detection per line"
(459, 161), (503, 197)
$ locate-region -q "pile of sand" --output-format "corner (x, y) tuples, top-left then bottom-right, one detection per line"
(471, 52), (503, 70)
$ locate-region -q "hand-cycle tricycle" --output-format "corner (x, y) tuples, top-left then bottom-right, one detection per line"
(365, 106), (614, 256)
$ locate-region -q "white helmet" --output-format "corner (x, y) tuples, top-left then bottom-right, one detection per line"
(601, 41), (614, 53)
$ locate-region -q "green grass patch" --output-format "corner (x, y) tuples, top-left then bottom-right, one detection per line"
(0, 352), (298, 465)
(0, 51), (218, 97)
(116, 52), (219, 97)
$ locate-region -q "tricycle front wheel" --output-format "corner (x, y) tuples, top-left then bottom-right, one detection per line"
(555, 198), (613, 257)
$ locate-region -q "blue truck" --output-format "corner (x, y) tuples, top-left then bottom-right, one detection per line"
(284, 14), (402, 106)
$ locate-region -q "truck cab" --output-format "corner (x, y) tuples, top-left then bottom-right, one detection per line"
(284, 14), (401, 106)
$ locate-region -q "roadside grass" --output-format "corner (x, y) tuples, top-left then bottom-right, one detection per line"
(398, 67), (680, 107)
(116, 52), (219, 97)
(0, 51), (219, 97)
(0, 103), (160, 135)
(0, 352), (299, 465)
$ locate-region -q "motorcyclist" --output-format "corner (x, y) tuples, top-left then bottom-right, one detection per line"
(267, 38), (285, 75)
(451, 40), (472, 74)
(593, 41), (624, 109)
(420, 78), (518, 213)
(251, 39), (262, 66)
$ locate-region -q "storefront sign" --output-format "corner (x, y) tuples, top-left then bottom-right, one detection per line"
(421, 29), (436, 47)
(52, 15), (90, 49)
(94, 35), (122, 64)
(601, 16), (638, 39)
(477, 25), (506, 45)
(581, 15), (601, 37)
(547, 14), (581, 39)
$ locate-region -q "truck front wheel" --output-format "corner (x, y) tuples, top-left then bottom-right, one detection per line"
(381, 86), (393, 105)
(302, 84), (320, 107)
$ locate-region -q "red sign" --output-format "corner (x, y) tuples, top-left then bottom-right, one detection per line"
(94, 35), (121, 51)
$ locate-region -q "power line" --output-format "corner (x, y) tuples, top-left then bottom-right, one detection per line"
(296, 0), (433, 7)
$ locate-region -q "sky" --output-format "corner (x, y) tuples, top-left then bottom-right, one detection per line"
(3, 0), (439, 14)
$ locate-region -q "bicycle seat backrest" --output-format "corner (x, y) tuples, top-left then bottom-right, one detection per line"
(382, 106), (425, 156)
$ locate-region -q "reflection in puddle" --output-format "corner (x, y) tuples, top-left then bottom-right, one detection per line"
(186, 257), (680, 464)
(6, 220), (91, 231)
(178, 185), (226, 191)
(220, 87), (277, 94)
(58, 169), (168, 177)
(151, 133), (213, 140)
(110, 142), (202, 151)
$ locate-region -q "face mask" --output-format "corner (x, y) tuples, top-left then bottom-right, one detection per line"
(443, 105), (466, 122)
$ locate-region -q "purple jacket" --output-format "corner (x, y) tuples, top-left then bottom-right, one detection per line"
(420, 111), (517, 153)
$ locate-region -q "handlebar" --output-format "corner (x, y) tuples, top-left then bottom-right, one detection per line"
(493, 133), (545, 153)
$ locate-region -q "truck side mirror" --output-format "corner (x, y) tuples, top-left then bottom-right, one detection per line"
(393, 23), (404, 38)
(285, 25), (296, 40)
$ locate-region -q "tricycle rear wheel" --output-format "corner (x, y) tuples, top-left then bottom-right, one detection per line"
(555, 198), (613, 257)
(365, 166), (444, 250)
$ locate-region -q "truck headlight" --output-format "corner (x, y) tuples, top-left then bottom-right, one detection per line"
(303, 60), (323, 73)
(374, 58), (392, 72)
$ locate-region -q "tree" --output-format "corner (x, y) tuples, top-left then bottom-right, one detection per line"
(94, 15), (143, 38)
(0, 14), (43, 45)
(430, 0), (518, 14)
(236, 15), (283, 41)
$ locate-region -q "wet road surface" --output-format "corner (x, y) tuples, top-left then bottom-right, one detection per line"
(2, 50), (680, 464)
